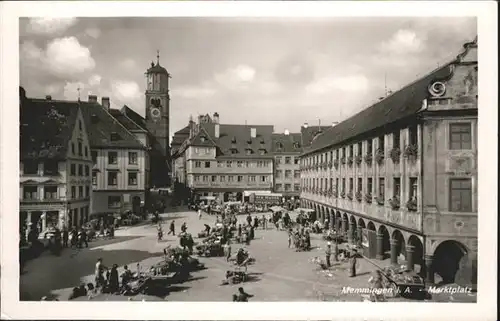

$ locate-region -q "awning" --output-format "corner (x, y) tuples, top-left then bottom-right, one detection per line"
(270, 206), (285, 212)
(200, 196), (216, 200)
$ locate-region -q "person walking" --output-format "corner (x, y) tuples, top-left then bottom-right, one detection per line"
(198, 208), (202, 220)
(168, 220), (175, 236)
(94, 258), (107, 290)
(288, 230), (292, 248)
(62, 227), (69, 248)
(325, 242), (332, 268)
(181, 222), (187, 233)
(349, 250), (358, 277)
(109, 264), (120, 293)
(237, 287), (254, 302)
(334, 240), (339, 262)
(225, 240), (232, 262)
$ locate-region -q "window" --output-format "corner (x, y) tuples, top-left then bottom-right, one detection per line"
(23, 186), (38, 199)
(85, 186), (90, 197)
(44, 186), (57, 199)
(23, 160), (38, 175)
(78, 164), (83, 176)
(294, 158), (300, 165)
(285, 170), (292, 178)
(108, 152), (118, 165)
(92, 172), (97, 185)
(211, 176), (216, 182)
(379, 178), (385, 199)
(217, 161), (223, 168)
(70, 164), (76, 176)
(129, 152), (138, 165)
(357, 142), (362, 156)
(342, 147), (346, 158)
(128, 172), (137, 185)
(226, 161), (232, 168)
(203, 161), (211, 168)
(71, 186), (76, 198)
(84, 146), (88, 157)
(237, 176), (243, 182)
(276, 170), (282, 178)
(285, 157), (291, 164)
(294, 170), (300, 178)
(275, 184), (282, 191)
(246, 149), (252, 155)
(259, 149), (266, 155)
(71, 143), (75, 155)
(409, 177), (418, 199)
(349, 145), (354, 156)
(358, 178), (362, 192)
(449, 179), (472, 212)
(194, 175), (200, 182)
(108, 196), (121, 209)
(85, 165), (90, 176)
(195, 161), (201, 168)
(276, 157), (282, 164)
(78, 186), (83, 198)
(220, 176), (226, 182)
(91, 151), (97, 164)
(203, 175), (208, 182)
(378, 136), (385, 151)
(449, 123), (472, 150)
(285, 184), (291, 191)
(110, 133), (120, 141)
(228, 176), (234, 182)
(108, 172), (118, 186)
(237, 161), (243, 168)
(336, 178), (339, 192)
(342, 178), (346, 192)
(393, 131), (400, 149)
(367, 140), (373, 154)
(260, 176), (267, 182)
(393, 177), (401, 198)
(249, 176), (256, 182)
(78, 142), (83, 156)
(349, 178), (353, 192)
(79, 120), (83, 131)
(409, 125), (418, 146)
(43, 160), (58, 175)
(294, 184), (300, 191)
(367, 178), (373, 194)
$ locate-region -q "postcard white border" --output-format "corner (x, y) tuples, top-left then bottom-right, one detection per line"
(1, 1), (497, 320)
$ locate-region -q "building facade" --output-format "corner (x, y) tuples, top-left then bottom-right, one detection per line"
(20, 90), (93, 234)
(172, 114), (274, 202)
(300, 38), (478, 287)
(271, 131), (302, 200)
(80, 96), (149, 215)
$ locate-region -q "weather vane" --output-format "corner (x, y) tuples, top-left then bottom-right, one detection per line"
(77, 86), (81, 101)
(157, 50), (160, 64)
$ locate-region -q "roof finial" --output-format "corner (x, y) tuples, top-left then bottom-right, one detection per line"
(156, 50), (160, 65)
(77, 86), (81, 102)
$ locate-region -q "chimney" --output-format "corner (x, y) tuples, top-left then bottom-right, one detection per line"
(213, 112), (219, 124)
(101, 97), (110, 111)
(88, 95), (98, 103)
(303, 122), (309, 128)
(45, 95), (52, 100)
(332, 121), (339, 127)
(189, 116), (195, 139)
(214, 124), (220, 138)
(284, 129), (290, 135)
(250, 127), (257, 138)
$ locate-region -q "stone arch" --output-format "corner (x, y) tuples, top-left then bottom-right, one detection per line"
(408, 235), (424, 274)
(391, 229), (407, 264)
(341, 213), (349, 234)
(432, 240), (470, 285)
(367, 221), (376, 231)
(357, 218), (366, 229)
(328, 208), (335, 229)
(349, 215), (358, 243)
(377, 225), (391, 260)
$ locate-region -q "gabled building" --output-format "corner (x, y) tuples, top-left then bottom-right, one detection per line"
(172, 113), (274, 203)
(20, 88), (93, 235)
(300, 37), (478, 287)
(271, 130), (303, 199)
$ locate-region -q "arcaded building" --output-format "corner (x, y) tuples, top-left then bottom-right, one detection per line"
(300, 37), (478, 287)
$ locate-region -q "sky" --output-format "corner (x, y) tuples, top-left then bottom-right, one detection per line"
(19, 17), (477, 137)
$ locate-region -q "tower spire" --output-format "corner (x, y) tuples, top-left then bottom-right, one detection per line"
(77, 86), (81, 101)
(156, 50), (160, 65)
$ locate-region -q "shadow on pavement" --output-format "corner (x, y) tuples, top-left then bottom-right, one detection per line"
(20, 248), (164, 301)
(86, 235), (143, 249)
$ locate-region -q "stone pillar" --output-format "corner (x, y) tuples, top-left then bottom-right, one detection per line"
(329, 213), (334, 230)
(336, 218), (341, 233)
(390, 239), (399, 265)
(342, 218), (348, 237)
(406, 245), (415, 271)
(357, 226), (363, 247)
(376, 233), (384, 260)
(41, 211), (47, 231)
(348, 221), (355, 244)
(25, 211), (32, 241)
(424, 255), (434, 284)
(59, 210), (66, 229)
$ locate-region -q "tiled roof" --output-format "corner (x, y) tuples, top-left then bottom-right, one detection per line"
(79, 102), (145, 149)
(300, 126), (331, 148)
(146, 62), (169, 75)
(121, 105), (147, 130)
(271, 133), (303, 154)
(109, 109), (146, 132)
(20, 98), (79, 160)
(303, 62), (454, 155)
(201, 123), (274, 159)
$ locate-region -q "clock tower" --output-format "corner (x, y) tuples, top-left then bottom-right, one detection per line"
(145, 51), (171, 187)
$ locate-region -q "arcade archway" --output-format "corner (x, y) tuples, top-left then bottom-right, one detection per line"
(433, 240), (469, 284)
(391, 229), (406, 265)
(377, 225), (390, 260)
(408, 235), (424, 273)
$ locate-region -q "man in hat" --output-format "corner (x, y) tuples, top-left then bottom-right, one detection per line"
(325, 242), (332, 268)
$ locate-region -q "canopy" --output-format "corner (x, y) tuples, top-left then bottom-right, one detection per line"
(200, 196), (216, 200)
(296, 208), (315, 213)
(270, 206), (285, 212)
(224, 201), (241, 206)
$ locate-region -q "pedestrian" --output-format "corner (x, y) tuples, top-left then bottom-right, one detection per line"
(168, 220), (175, 235)
(253, 217), (259, 229)
(237, 287), (254, 302)
(94, 258), (107, 290)
(81, 228), (89, 248)
(288, 230), (292, 248)
(334, 240), (339, 262)
(349, 251), (357, 277)
(62, 226), (69, 248)
(325, 242), (332, 268)
(305, 230), (311, 250)
(237, 224), (242, 237)
(226, 240), (232, 262)
(109, 264), (119, 293)
(261, 215), (267, 230)
(198, 208), (202, 220)
(120, 265), (132, 288)
(181, 222), (187, 233)
(246, 214), (252, 227)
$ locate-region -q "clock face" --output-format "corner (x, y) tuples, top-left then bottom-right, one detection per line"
(150, 107), (161, 119)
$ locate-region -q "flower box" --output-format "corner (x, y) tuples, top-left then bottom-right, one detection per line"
(389, 196), (401, 210)
(375, 148), (385, 165)
(333, 190), (338, 198)
(355, 154), (363, 166)
(406, 198), (418, 211)
(364, 153), (373, 166)
(333, 159), (339, 169)
(404, 144), (418, 161)
(340, 191), (346, 198)
(364, 193), (373, 203)
(390, 147), (401, 164)
(347, 156), (354, 167)
(328, 161), (333, 168)
(346, 192), (353, 200)
(340, 157), (346, 165)
(355, 191), (363, 202)
(375, 196), (385, 206)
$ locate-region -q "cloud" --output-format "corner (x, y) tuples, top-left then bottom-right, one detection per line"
(111, 80), (142, 101)
(21, 37), (95, 78)
(379, 29), (425, 55)
(214, 64), (256, 90)
(119, 58), (137, 70)
(85, 28), (101, 39)
(88, 74), (102, 87)
(172, 85), (216, 99)
(26, 18), (78, 35)
(305, 74), (369, 95)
